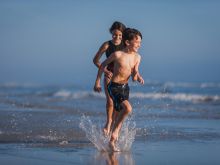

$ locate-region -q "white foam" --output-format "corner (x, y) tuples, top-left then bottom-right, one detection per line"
(54, 90), (105, 99)
(164, 81), (220, 88)
(130, 92), (220, 103)
(37, 135), (58, 141)
(54, 90), (72, 97)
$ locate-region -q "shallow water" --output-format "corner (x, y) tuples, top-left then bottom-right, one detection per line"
(0, 140), (220, 165)
(79, 115), (136, 152)
(0, 81), (220, 164)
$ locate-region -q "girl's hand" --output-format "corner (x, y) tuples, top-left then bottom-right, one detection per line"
(104, 68), (113, 79)
(94, 81), (101, 92)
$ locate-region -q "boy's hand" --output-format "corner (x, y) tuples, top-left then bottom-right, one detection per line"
(138, 76), (144, 85)
(94, 81), (102, 92)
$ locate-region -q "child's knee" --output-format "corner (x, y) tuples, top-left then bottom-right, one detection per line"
(126, 105), (132, 114)
(106, 99), (114, 107)
(123, 103), (132, 114)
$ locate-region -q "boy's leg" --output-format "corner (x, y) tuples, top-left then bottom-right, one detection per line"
(110, 110), (119, 134)
(103, 77), (114, 136)
(109, 100), (132, 151)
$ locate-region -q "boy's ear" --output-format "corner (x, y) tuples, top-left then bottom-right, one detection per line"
(125, 40), (130, 46)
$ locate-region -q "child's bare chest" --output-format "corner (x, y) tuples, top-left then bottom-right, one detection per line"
(117, 56), (136, 70)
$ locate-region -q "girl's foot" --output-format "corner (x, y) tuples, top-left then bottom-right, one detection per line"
(103, 128), (110, 137)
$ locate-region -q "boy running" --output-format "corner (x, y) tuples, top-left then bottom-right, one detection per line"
(94, 28), (144, 151)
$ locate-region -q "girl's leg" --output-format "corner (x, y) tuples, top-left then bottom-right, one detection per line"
(103, 76), (114, 136)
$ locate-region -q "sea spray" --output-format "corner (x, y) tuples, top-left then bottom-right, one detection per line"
(79, 115), (109, 151)
(117, 116), (136, 151)
(79, 114), (136, 152)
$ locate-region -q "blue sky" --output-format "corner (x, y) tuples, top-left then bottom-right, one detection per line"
(1, 0), (220, 85)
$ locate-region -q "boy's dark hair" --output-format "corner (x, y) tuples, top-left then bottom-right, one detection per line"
(123, 28), (142, 44)
(109, 21), (126, 34)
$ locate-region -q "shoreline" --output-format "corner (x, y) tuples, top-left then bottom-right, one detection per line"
(1, 140), (220, 165)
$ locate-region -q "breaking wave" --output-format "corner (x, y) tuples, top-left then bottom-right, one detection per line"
(53, 90), (220, 104)
(130, 92), (220, 103)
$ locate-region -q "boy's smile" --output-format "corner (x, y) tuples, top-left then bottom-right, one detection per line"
(126, 35), (142, 53)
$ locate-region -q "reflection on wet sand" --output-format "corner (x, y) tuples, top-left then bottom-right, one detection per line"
(93, 151), (134, 165)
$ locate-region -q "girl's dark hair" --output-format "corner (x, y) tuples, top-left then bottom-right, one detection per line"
(109, 21), (126, 34)
(122, 28), (142, 44)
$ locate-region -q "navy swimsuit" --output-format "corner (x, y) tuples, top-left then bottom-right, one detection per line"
(108, 81), (129, 112)
(105, 41), (124, 72)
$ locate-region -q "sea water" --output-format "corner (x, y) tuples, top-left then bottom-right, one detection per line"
(0, 80), (220, 148)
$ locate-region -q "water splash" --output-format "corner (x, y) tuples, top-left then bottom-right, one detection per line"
(79, 115), (136, 152)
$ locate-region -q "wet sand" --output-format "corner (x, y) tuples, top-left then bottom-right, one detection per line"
(1, 140), (220, 165)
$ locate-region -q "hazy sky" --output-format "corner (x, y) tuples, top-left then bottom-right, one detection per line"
(1, 0), (220, 85)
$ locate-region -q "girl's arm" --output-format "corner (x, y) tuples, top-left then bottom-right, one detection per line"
(93, 42), (109, 68)
(94, 52), (118, 92)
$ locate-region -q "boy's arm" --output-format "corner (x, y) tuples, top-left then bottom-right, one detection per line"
(137, 73), (144, 84)
(93, 53), (117, 92)
(132, 56), (144, 84)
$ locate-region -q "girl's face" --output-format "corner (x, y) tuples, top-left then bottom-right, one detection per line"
(126, 35), (142, 53)
(111, 29), (123, 45)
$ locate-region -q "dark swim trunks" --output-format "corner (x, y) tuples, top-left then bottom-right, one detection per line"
(107, 81), (129, 112)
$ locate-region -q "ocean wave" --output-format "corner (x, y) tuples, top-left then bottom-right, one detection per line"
(130, 92), (220, 103)
(54, 90), (105, 99)
(53, 90), (220, 104)
(1, 81), (220, 104)
(165, 82), (220, 88)
(129, 80), (220, 88)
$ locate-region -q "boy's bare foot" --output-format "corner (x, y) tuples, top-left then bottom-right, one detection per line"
(111, 130), (119, 141)
(109, 141), (120, 152)
(108, 131), (120, 152)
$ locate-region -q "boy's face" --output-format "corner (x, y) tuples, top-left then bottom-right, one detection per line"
(112, 29), (123, 45)
(127, 35), (142, 53)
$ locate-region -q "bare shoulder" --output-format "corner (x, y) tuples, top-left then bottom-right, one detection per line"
(135, 53), (141, 62)
(136, 53), (141, 59)
(100, 41), (110, 50)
